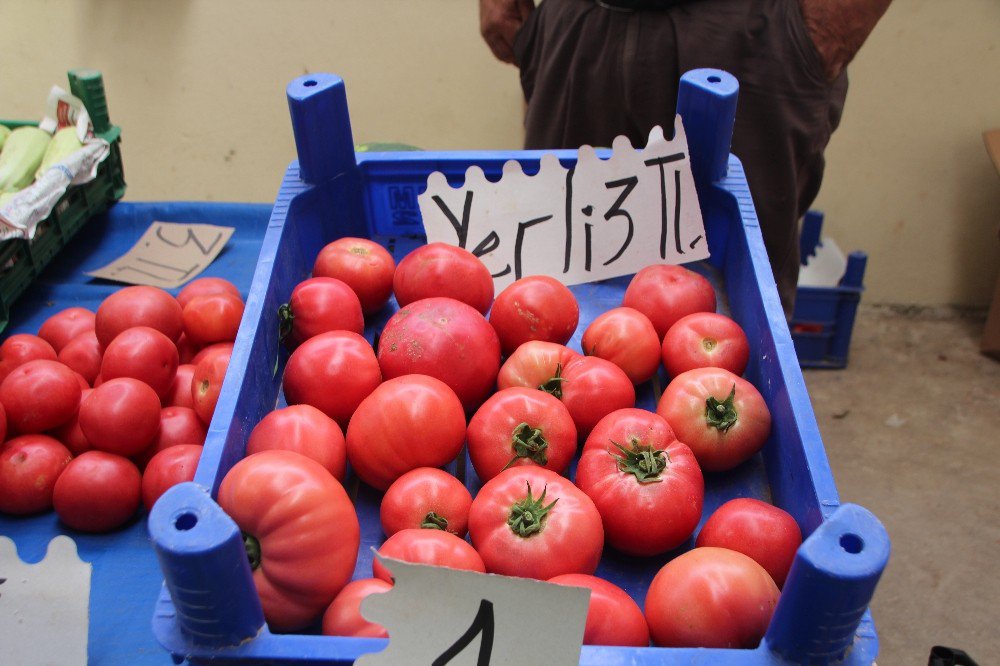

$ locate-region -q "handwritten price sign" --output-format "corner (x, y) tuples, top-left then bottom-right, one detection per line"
(86, 222), (235, 289)
(418, 119), (708, 291)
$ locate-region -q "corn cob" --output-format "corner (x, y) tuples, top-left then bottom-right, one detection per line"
(0, 126), (51, 193)
(35, 127), (84, 180)
(0, 125), (11, 151)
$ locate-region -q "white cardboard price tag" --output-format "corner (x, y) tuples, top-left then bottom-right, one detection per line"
(418, 118), (708, 291)
(357, 555), (590, 666)
(0, 536), (91, 666)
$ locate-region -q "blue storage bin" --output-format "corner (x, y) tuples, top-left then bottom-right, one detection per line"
(148, 70), (889, 664)
(792, 210), (868, 369)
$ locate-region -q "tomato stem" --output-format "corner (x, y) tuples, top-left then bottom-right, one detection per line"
(277, 303), (294, 343)
(507, 482), (558, 538)
(501, 422), (549, 471)
(705, 383), (738, 432)
(421, 511), (449, 531)
(241, 531), (262, 570)
(537, 363), (566, 399)
(610, 438), (668, 483)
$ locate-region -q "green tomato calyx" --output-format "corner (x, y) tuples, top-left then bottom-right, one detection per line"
(502, 422), (549, 471)
(610, 438), (668, 483)
(706, 383), (738, 432)
(508, 482), (558, 538)
(421, 511), (449, 531)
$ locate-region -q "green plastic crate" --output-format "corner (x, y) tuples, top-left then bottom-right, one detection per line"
(0, 68), (126, 333)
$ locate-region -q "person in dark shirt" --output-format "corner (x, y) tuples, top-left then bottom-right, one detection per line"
(479, 0), (892, 315)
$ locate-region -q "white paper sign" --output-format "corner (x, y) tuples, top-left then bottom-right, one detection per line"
(418, 118), (708, 291)
(358, 555), (590, 666)
(0, 536), (91, 665)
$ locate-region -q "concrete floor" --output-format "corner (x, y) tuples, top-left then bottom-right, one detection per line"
(802, 304), (1000, 665)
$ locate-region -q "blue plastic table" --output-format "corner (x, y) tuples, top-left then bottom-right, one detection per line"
(0, 201), (272, 665)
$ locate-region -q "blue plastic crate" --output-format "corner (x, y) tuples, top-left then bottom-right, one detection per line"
(148, 70), (889, 665)
(0, 201), (273, 664)
(792, 211), (867, 369)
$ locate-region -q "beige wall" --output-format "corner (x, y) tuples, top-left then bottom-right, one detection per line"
(4, 1), (999, 307)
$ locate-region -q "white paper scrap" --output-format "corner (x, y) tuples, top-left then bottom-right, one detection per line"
(357, 555), (590, 666)
(0, 536), (91, 666)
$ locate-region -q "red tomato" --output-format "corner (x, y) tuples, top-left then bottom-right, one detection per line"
(696, 498), (802, 587)
(79, 378), (162, 457)
(496, 340), (580, 391)
(282, 331), (381, 430)
(189, 342), (233, 367)
(488, 276), (579, 356)
(100, 326), (179, 398)
(95, 285), (184, 347)
(467, 387), (576, 482)
(175, 333), (199, 365)
(49, 389), (92, 456)
(0, 435), (72, 515)
(380, 467), (473, 538)
(661, 312), (750, 378)
(346, 375), (466, 491)
(576, 408), (704, 556)
(321, 578), (392, 638)
(0, 359), (81, 433)
(217, 450), (360, 631)
(547, 574), (649, 647)
(622, 265), (717, 339)
(581, 307), (661, 384)
(285, 277), (364, 348)
(372, 528), (486, 583)
(38, 307), (96, 353)
(133, 406), (208, 469)
(377, 297), (501, 412)
(312, 237), (396, 315)
(182, 292), (245, 347)
(58, 330), (102, 385)
(176, 276), (241, 309)
(656, 367), (772, 472)
(644, 547), (780, 648)
(0, 402), (5, 442)
(191, 344), (232, 425)
(393, 242), (494, 314)
(163, 363), (197, 409)
(468, 466), (604, 580)
(557, 356), (636, 439)
(247, 404), (347, 481)
(141, 443), (203, 511)
(0, 333), (57, 383)
(52, 451), (142, 532)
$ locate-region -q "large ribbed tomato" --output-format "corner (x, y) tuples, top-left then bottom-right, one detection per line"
(217, 450), (360, 632)
(468, 466), (603, 580)
(575, 408), (703, 556)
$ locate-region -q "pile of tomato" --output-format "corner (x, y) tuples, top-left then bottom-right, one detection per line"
(215, 237), (806, 649)
(0, 277), (243, 530)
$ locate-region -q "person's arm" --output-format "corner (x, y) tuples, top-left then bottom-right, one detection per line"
(480, 0), (535, 65)
(798, 0), (893, 81)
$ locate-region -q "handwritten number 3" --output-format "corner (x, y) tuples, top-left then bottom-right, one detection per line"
(602, 176), (637, 266)
(432, 598), (495, 666)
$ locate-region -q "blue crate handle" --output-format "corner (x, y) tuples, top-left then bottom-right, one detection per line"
(148, 482), (265, 647)
(766, 503), (890, 662)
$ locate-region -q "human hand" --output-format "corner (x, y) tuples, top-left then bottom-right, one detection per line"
(797, 0), (893, 81)
(479, 0), (535, 65)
